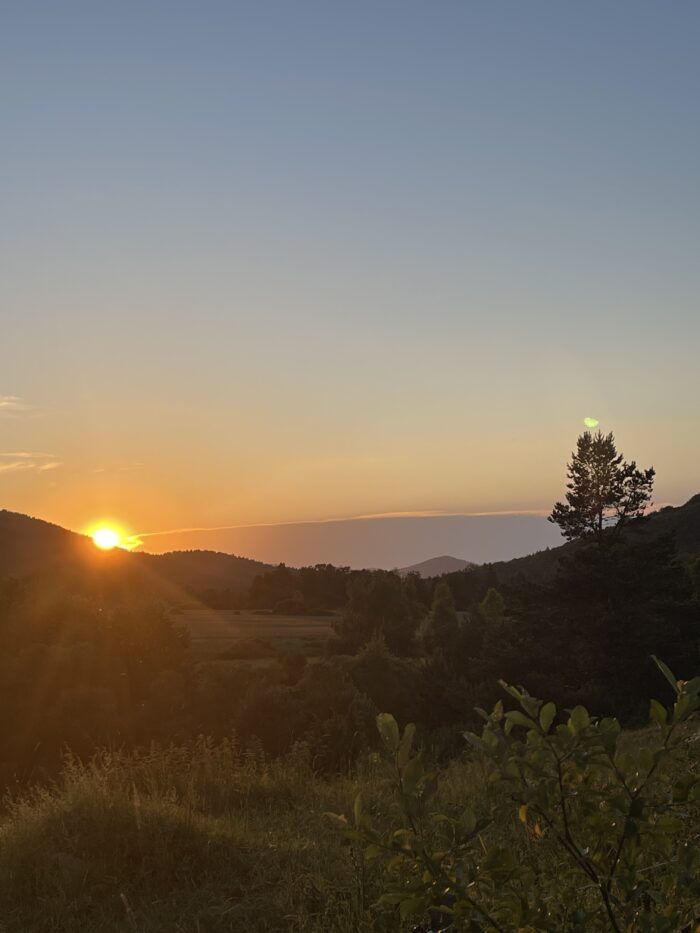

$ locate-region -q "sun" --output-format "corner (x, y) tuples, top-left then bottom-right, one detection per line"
(88, 523), (142, 551)
(92, 527), (122, 550)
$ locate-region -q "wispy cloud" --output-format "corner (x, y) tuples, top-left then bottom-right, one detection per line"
(0, 461), (34, 474)
(0, 452), (61, 475)
(134, 508), (552, 541)
(0, 396), (29, 416)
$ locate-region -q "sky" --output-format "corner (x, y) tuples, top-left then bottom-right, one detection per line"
(2, 2), (699, 564)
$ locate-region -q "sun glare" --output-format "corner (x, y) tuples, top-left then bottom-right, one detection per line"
(92, 527), (121, 550)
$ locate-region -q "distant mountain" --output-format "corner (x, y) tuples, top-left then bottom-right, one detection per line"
(399, 555), (476, 577)
(0, 510), (269, 600)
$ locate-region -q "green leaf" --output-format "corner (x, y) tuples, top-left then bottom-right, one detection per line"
(499, 681), (524, 702)
(568, 706), (590, 733)
(520, 695), (541, 719)
(376, 713), (400, 752)
(649, 699), (667, 727)
(652, 656), (680, 696)
(504, 710), (538, 731)
(539, 702), (556, 733)
(463, 731), (484, 751)
(673, 693), (699, 723)
(613, 751), (633, 778)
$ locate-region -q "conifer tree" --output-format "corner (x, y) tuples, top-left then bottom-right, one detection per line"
(549, 430), (655, 545)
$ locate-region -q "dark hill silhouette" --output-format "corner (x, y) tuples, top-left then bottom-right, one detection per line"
(0, 510), (269, 601)
(398, 555), (476, 577)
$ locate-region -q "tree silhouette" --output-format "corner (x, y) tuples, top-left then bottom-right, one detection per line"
(419, 580), (460, 657)
(549, 430), (655, 545)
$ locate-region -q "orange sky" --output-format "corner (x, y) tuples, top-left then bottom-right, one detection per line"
(3, 5), (699, 550)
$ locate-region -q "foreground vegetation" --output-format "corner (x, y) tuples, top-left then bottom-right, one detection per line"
(333, 659), (700, 932)
(0, 665), (697, 932)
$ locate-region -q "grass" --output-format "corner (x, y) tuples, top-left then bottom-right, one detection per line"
(0, 740), (398, 933)
(0, 724), (697, 932)
(174, 609), (337, 660)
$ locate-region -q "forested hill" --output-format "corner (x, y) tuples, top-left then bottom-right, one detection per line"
(469, 493), (700, 586)
(0, 510), (269, 598)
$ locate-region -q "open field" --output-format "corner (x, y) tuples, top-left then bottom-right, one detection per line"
(172, 608), (338, 660)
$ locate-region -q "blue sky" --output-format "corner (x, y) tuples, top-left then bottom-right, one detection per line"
(2, 1), (699, 554)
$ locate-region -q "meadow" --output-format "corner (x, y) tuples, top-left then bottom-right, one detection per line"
(173, 608), (337, 661)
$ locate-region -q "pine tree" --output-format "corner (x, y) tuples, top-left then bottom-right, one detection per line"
(549, 430), (655, 545)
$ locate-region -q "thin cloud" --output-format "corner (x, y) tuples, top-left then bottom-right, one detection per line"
(0, 452), (62, 475)
(0, 461), (34, 474)
(0, 396), (29, 415)
(135, 508), (552, 541)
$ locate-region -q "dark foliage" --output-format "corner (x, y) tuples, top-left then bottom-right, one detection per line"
(549, 430), (655, 544)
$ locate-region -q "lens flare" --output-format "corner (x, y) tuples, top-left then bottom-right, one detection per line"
(583, 417), (599, 429)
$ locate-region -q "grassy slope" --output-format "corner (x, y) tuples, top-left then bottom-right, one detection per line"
(0, 743), (378, 933)
(0, 723), (697, 933)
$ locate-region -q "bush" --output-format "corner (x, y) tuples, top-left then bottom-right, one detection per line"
(331, 658), (700, 931)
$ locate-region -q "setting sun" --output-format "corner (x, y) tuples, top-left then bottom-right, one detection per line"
(92, 527), (121, 550)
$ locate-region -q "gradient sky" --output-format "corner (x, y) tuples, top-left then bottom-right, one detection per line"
(2, 1), (699, 555)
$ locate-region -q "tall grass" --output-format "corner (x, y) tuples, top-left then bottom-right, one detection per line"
(0, 739), (396, 932)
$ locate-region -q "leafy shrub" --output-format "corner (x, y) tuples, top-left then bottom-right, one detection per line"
(330, 658), (700, 931)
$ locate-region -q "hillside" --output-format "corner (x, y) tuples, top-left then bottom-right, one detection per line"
(467, 494), (700, 585)
(0, 510), (269, 599)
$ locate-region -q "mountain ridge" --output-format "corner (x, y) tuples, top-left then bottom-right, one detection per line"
(1, 495), (698, 596)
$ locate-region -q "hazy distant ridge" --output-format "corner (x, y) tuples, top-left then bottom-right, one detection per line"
(398, 555), (476, 577)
